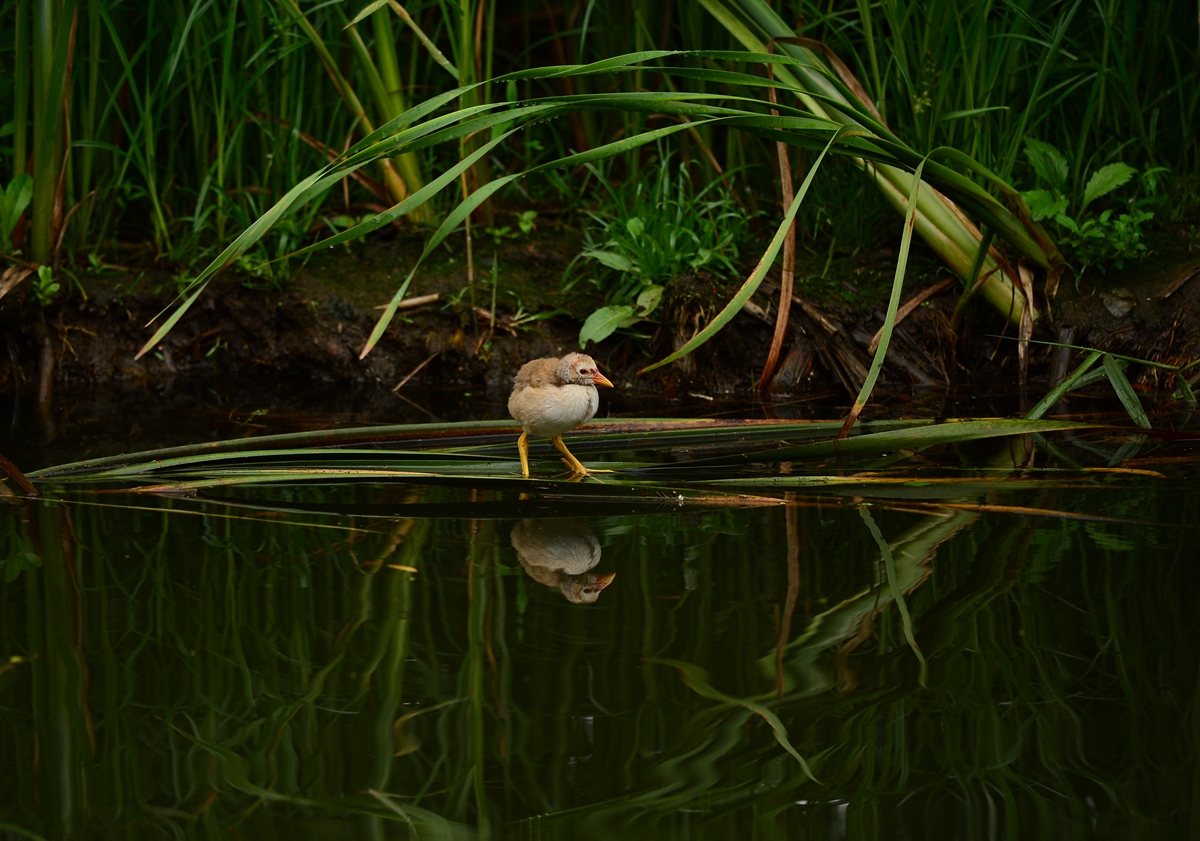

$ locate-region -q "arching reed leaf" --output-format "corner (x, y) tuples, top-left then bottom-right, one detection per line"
(840, 153), (929, 435)
(131, 47), (1060, 359)
(358, 119), (700, 356)
(665, 418), (1099, 466)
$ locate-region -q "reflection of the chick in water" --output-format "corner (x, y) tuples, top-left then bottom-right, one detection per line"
(510, 519), (615, 604)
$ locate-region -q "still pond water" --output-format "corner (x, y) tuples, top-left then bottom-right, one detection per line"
(1, 401), (1198, 839)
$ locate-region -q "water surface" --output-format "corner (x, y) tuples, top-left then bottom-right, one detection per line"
(2, 418), (1197, 839)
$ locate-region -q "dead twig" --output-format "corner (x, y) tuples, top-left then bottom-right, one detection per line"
(0, 452), (38, 496)
(758, 40), (798, 394)
(1017, 260), (1036, 403)
(867, 276), (957, 354)
(373, 293), (441, 311)
(392, 351), (440, 393)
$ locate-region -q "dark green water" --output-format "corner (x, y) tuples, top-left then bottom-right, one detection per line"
(2, 434), (1199, 839)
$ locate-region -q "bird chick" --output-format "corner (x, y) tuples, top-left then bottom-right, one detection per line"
(507, 352), (613, 478)
(510, 518), (615, 604)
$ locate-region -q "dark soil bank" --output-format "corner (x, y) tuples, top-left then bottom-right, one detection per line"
(3, 226), (1200, 431)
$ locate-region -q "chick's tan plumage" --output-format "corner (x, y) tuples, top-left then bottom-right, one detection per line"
(508, 353), (612, 477)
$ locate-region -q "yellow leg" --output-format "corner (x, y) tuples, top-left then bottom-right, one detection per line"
(551, 435), (590, 476)
(517, 431), (531, 478)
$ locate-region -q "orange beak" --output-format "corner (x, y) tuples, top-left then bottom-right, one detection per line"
(594, 571), (616, 589)
(593, 371), (614, 388)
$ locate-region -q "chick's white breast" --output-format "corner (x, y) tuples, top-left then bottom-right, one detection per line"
(509, 383), (599, 437)
(510, 520), (602, 576)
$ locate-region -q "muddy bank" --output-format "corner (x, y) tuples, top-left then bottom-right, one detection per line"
(3, 225), (1199, 419)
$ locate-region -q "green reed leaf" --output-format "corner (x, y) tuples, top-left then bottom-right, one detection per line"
(1102, 353), (1151, 428)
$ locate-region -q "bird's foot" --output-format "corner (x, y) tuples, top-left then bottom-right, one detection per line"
(558, 458), (614, 479)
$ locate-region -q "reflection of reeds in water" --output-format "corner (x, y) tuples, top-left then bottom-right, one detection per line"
(0, 481), (1197, 837)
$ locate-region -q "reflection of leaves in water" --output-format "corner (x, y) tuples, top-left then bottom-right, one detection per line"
(2, 450), (1196, 837)
(860, 506), (927, 686)
(649, 658), (819, 783)
(3, 550), (42, 583)
(1084, 523), (1136, 552)
(1025, 525), (1073, 583)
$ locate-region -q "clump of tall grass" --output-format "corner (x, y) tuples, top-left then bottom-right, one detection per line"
(786, 0), (1199, 187)
(570, 154), (756, 345)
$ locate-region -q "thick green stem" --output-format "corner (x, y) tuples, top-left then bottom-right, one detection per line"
(13, 0), (30, 181)
(30, 0), (67, 264)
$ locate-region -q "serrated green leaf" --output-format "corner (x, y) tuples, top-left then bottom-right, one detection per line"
(1024, 138), (1069, 192)
(1022, 188), (1068, 222)
(1081, 162), (1137, 213)
(580, 305), (637, 346)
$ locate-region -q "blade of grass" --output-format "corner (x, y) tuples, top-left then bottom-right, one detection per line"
(1102, 353), (1151, 429)
(839, 152), (929, 436)
(1175, 373), (1197, 409)
(1025, 350), (1102, 419)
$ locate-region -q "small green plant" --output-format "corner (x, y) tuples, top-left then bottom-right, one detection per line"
(33, 265), (60, 306)
(234, 215), (312, 291)
(1021, 139), (1162, 274)
(483, 225), (516, 244)
(484, 211), (537, 244)
(503, 293), (567, 331)
(1186, 224), (1200, 254)
(573, 156), (753, 346)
